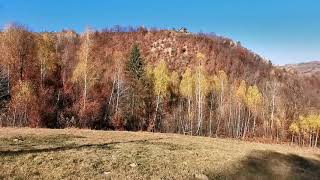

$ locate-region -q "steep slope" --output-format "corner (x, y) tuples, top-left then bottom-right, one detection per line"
(97, 30), (274, 84)
(96, 29), (315, 110)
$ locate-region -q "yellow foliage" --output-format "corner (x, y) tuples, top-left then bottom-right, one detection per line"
(11, 81), (35, 106)
(153, 60), (170, 97)
(186, 53), (208, 98)
(236, 80), (247, 102)
(72, 29), (97, 87)
(299, 116), (311, 134)
(180, 67), (194, 98)
(37, 33), (57, 73)
(213, 70), (228, 93)
(289, 122), (299, 134)
(170, 71), (180, 94)
(195, 65), (209, 96)
(246, 85), (262, 111)
(145, 64), (154, 80)
(196, 52), (205, 63)
(292, 114), (320, 135)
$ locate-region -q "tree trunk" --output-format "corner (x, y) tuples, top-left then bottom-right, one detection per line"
(252, 115), (257, 135)
(188, 98), (192, 135)
(83, 70), (87, 110)
(115, 69), (120, 114)
(309, 134), (312, 147)
(209, 95), (213, 137)
(242, 110), (250, 139)
(215, 114), (221, 137)
(270, 90), (275, 138)
(237, 103), (241, 138)
(19, 53), (24, 81)
(314, 130), (319, 148)
(153, 94), (160, 132)
(7, 65), (10, 95)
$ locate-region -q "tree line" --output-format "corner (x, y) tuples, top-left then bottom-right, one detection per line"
(0, 24), (318, 147)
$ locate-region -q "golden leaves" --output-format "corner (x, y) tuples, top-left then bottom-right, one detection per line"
(170, 71), (180, 94)
(11, 81), (35, 106)
(72, 29), (97, 87)
(236, 80), (247, 102)
(37, 33), (57, 73)
(290, 114), (320, 134)
(289, 122), (299, 134)
(213, 70), (228, 93)
(195, 65), (209, 96)
(180, 67), (194, 98)
(246, 85), (262, 111)
(153, 60), (170, 97)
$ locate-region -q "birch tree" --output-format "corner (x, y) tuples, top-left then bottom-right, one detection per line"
(37, 33), (57, 87)
(194, 53), (209, 135)
(2, 24), (35, 83)
(9, 81), (39, 127)
(170, 70), (181, 132)
(213, 70), (228, 137)
(235, 80), (247, 138)
(179, 67), (194, 134)
(152, 60), (169, 131)
(289, 122), (299, 145)
(72, 28), (96, 110)
(246, 85), (262, 135)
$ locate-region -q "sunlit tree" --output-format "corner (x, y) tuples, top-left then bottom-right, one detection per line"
(180, 67), (194, 134)
(194, 53), (209, 135)
(246, 85), (262, 134)
(72, 28), (96, 110)
(37, 33), (57, 87)
(152, 60), (170, 131)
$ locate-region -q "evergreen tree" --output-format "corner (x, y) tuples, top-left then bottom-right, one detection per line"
(125, 44), (149, 130)
(126, 44), (144, 80)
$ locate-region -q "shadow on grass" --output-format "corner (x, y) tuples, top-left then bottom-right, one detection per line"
(0, 138), (165, 157)
(208, 150), (320, 180)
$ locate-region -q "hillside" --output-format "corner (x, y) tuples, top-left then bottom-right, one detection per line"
(0, 128), (320, 179)
(0, 25), (319, 146)
(280, 61), (320, 110)
(281, 61), (320, 76)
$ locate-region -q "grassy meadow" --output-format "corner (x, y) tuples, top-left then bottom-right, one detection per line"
(0, 128), (320, 179)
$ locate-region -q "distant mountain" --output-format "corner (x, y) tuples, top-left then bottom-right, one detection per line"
(281, 61), (320, 76)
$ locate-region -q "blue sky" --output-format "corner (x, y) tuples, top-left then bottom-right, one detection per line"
(0, 0), (319, 65)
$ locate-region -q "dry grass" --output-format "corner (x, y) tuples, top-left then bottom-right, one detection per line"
(0, 128), (320, 180)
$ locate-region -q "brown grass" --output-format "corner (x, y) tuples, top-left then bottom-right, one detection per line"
(0, 128), (320, 179)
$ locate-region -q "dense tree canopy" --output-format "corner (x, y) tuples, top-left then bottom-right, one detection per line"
(0, 24), (319, 147)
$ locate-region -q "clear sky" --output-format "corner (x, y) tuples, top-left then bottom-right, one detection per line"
(0, 0), (319, 65)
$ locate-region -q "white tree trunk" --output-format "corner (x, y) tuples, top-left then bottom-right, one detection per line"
(153, 94), (160, 131)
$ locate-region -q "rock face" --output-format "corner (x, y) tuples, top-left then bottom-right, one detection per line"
(281, 61), (320, 76)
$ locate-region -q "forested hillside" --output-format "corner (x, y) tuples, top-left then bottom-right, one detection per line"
(0, 24), (319, 146)
(282, 61), (320, 76)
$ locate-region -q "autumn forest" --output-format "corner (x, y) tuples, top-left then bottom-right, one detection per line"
(0, 24), (319, 147)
